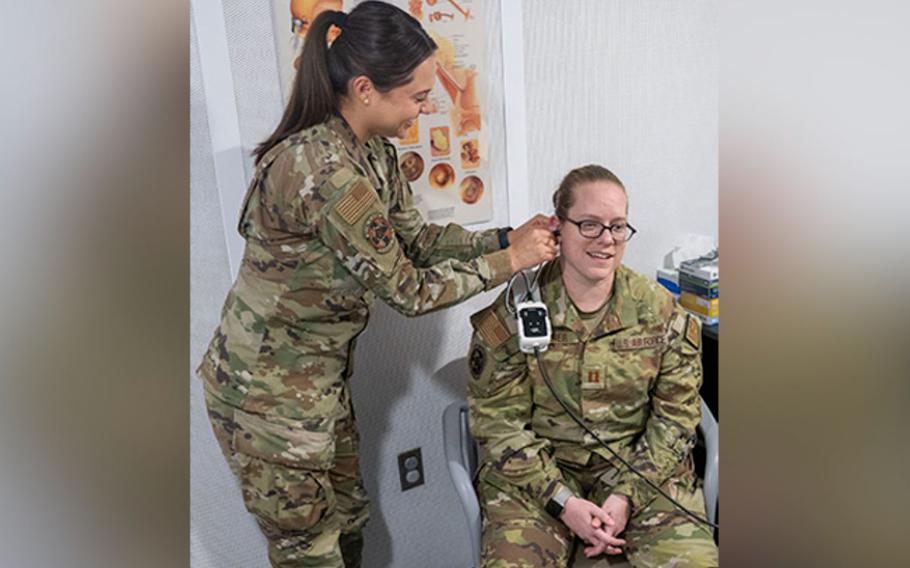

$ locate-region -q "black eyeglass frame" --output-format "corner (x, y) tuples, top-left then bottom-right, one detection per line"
(561, 217), (638, 241)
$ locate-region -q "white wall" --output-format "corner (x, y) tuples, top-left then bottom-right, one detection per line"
(191, 1), (717, 567)
(190, 11), (268, 567)
(524, 0), (718, 274)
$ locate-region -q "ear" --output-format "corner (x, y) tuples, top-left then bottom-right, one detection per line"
(548, 215), (562, 242)
(350, 75), (374, 101)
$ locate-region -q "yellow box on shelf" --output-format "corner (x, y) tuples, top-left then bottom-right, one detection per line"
(680, 292), (719, 318)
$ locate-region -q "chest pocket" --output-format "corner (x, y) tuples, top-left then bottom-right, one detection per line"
(530, 337), (583, 417)
(581, 337), (661, 424)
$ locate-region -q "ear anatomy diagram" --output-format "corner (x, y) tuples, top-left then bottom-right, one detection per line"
(432, 33), (481, 136)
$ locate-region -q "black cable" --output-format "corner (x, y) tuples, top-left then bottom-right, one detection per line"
(504, 270), (536, 315)
(503, 273), (521, 315)
(533, 348), (719, 530)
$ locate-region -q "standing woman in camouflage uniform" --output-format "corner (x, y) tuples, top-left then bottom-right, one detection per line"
(468, 165), (719, 567)
(197, 2), (556, 567)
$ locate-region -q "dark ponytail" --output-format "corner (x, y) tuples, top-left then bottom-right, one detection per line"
(253, 1), (437, 164)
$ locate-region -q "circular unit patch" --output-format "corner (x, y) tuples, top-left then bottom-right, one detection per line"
(469, 344), (486, 379)
(363, 213), (394, 253)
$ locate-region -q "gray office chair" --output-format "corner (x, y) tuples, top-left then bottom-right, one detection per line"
(442, 397), (718, 567)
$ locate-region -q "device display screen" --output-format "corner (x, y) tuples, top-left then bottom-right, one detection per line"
(520, 307), (548, 337)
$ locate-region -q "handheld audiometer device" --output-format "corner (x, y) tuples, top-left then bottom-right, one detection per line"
(517, 301), (551, 353)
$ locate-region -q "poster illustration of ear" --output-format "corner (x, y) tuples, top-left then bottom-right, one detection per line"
(272, 0), (492, 225)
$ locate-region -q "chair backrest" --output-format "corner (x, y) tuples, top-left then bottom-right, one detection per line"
(442, 401), (482, 567)
(699, 397), (719, 526)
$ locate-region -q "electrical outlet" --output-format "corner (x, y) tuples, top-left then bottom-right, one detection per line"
(397, 448), (424, 491)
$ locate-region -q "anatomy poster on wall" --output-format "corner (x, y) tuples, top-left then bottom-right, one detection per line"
(272, 0), (492, 225)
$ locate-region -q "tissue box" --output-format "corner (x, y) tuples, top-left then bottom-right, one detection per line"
(679, 256), (719, 282)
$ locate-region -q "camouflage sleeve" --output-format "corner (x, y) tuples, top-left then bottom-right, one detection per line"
(611, 309), (703, 512)
(315, 168), (513, 317)
(467, 301), (574, 510)
(384, 142), (502, 267)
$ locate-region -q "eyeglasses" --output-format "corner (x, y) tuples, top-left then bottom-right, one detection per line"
(562, 217), (637, 241)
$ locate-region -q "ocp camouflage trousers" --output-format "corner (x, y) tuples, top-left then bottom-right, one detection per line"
(204, 387), (369, 568)
(478, 455), (718, 567)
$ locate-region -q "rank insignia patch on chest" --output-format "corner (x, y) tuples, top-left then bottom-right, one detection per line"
(364, 213), (394, 253)
(581, 364), (603, 390)
(469, 345), (486, 379)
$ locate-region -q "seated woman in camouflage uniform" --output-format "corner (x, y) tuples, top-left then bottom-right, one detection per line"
(196, 3), (557, 567)
(468, 165), (719, 567)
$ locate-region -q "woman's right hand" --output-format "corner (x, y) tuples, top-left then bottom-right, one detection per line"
(507, 214), (557, 272)
(559, 496), (626, 551)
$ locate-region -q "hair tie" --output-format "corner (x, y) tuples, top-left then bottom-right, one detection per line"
(330, 11), (347, 29)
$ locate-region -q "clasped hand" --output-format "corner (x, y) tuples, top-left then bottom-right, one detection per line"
(559, 494), (628, 557)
